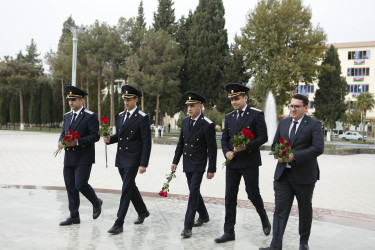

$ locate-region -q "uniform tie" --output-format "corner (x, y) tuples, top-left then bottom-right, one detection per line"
(122, 112), (130, 127)
(69, 113), (77, 129)
(290, 121), (298, 143)
(237, 110), (243, 126)
(189, 118), (195, 132)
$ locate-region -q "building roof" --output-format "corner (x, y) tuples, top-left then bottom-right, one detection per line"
(330, 41), (375, 49)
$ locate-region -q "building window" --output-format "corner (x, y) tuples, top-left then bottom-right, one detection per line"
(347, 84), (369, 93)
(346, 67), (370, 76)
(309, 101), (314, 109)
(348, 50), (371, 60)
(297, 85), (315, 93)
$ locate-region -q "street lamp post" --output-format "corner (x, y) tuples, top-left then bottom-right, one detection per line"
(64, 25), (84, 87)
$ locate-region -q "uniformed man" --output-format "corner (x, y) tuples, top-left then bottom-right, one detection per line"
(104, 85), (152, 235)
(172, 91), (217, 238)
(215, 83), (271, 243)
(58, 85), (102, 226)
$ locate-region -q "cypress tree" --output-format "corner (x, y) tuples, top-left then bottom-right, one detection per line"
(40, 83), (53, 124)
(153, 0), (177, 36)
(314, 45), (347, 140)
(184, 0), (228, 108)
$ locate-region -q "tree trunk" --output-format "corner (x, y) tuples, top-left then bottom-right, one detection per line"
(326, 124), (331, 142)
(362, 110), (366, 142)
(141, 90), (144, 111)
(80, 76), (84, 90)
(97, 69), (102, 119)
(61, 79), (65, 116)
(155, 89), (160, 128)
(19, 89), (24, 130)
(86, 79), (90, 110)
(110, 77), (115, 127)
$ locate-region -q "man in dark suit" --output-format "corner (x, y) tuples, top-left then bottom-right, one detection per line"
(215, 83), (271, 243)
(58, 86), (102, 226)
(172, 91), (217, 238)
(259, 94), (324, 250)
(104, 85), (152, 235)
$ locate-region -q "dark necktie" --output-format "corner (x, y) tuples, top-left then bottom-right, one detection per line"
(290, 121), (298, 143)
(70, 113), (77, 128)
(189, 118), (195, 132)
(122, 112), (130, 127)
(237, 110), (243, 126)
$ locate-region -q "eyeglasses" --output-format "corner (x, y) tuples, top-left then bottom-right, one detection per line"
(288, 105), (305, 110)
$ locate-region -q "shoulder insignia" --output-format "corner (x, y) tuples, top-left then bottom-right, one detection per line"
(138, 110), (146, 117)
(250, 107), (262, 112)
(204, 117), (213, 124)
(227, 110), (236, 116)
(65, 111), (72, 115)
(119, 111), (125, 115)
(84, 109), (94, 115)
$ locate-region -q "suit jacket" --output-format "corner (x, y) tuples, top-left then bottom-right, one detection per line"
(272, 115), (324, 184)
(172, 114), (217, 173)
(221, 106), (268, 169)
(59, 108), (100, 166)
(108, 108), (151, 168)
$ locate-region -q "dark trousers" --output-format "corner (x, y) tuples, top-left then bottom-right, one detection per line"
(63, 164), (99, 218)
(224, 166), (266, 233)
(184, 172), (209, 229)
(115, 167), (147, 225)
(271, 169), (315, 249)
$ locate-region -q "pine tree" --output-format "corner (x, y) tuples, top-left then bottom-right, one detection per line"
(314, 45), (347, 140)
(153, 0), (177, 36)
(184, 0), (228, 108)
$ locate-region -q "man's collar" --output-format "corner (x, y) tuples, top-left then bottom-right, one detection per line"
(191, 113), (201, 121)
(126, 106), (137, 115)
(73, 106), (84, 114)
(238, 105), (247, 113)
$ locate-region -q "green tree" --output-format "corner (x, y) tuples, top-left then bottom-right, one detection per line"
(153, 0), (177, 36)
(128, 29), (183, 127)
(314, 45), (347, 141)
(236, 0), (327, 111)
(9, 94), (19, 125)
(355, 92), (375, 141)
(0, 90), (10, 126)
(40, 82), (53, 124)
(183, 0), (228, 108)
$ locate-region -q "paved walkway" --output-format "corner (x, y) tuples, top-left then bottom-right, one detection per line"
(1, 130), (375, 249)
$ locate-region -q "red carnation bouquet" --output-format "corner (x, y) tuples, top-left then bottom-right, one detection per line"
(269, 137), (295, 162)
(54, 130), (80, 157)
(99, 116), (111, 168)
(159, 170), (176, 197)
(223, 128), (254, 167)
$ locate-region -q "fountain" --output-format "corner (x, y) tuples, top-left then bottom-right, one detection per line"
(264, 91), (277, 146)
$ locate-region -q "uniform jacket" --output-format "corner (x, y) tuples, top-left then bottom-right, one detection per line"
(172, 114), (217, 173)
(272, 115), (324, 184)
(108, 107), (151, 168)
(59, 108), (100, 166)
(221, 106), (268, 169)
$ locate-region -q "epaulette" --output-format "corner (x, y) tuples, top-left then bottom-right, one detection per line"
(84, 109), (94, 115)
(119, 111), (125, 115)
(250, 107), (262, 112)
(65, 110), (72, 115)
(138, 110), (146, 117)
(227, 110), (236, 116)
(204, 117), (213, 124)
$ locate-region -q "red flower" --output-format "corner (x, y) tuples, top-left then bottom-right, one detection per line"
(103, 119), (109, 125)
(64, 136), (70, 141)
(280, 150), (286, 156)
(163, 191), (168, 197)
(73, 133), (80, 139)
(241, 128), (248, 135)
(279, 138), (285, 144)
(248, 131), (255, 140)
(100, 116), (105, 121)
(68, 130), (74, 135)
(284, 142), (290, 148)
(159, 191), (163, 196)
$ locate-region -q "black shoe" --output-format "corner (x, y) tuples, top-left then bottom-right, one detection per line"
(134, 210), (150, 224)
(260, 211), (271, 236)
(193, 217), (209, 227)
(59, 217), (80, 226)
(108, 224), (123, 234)
(259, 247), (280, 250)
(214, 232), (235, 243)
(299, 244), (309, 250)
(180, 228), (192, 238)
(93, 198), (103, 219)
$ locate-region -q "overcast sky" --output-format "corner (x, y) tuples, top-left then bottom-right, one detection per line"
(1, 0), (374, 63)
